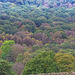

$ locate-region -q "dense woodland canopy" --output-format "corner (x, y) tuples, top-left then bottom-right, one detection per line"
(0, 0), (75, 75)
(0, 0), (75, 7)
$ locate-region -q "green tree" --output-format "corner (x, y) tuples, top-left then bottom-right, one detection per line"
(0, 59), (15, 75)
(1, 40), (15, 60)
(58, 49), (75, 56)
(23, 25), (35, 33)
(31, 47), (51, 58)
(35, 16), (47, 27)
(60, 42), (75, 49)
(22, 51), (58, 74)
(0, 27), (4, 34)
(61, 31), (67, 39)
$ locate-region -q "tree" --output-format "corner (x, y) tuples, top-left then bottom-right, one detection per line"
(32, 45), (40, 52)
(0, 59), (15, 75)
(12, 62), (24, 75)
(1, 40), (15, 60)
(58, 49), (75, 56)
(55, 53), (75, 72)
(0, 47), (2, 58)
(10, 44), (25, 62)
(60, 42), (75, 49)
(22, 19), (35, 26)
(31, 47), (51, 58)
(33, 32), (48, 44)
(0, 27), (4, 34)
(16, 0), (24, 4)
(22, 51), (58, 74)
(61, 31), (67, 39)
(23, 25), (36, 33)
(21, 51), (32, 64)
(35, 16), (47, 27)
(0, 40), (3, 46)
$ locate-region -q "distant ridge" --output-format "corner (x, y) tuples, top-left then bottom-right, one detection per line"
(0, 0), (75, 8)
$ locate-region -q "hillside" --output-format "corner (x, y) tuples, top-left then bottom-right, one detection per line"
(0, 1), (75, 75)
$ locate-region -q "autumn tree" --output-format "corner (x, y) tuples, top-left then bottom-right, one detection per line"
(10, 44), (25, 62)
(33, 32), (48, 44)
(55, 53), (75, 72)
(12, 62), (24, 75)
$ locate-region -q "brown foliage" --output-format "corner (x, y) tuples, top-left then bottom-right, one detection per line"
(33, 32), (49, 44)
(12, 62), (24, 75)
(11, 44), (25, 62)
(23, 36), (43, 46)
(40, 23), (51, 28)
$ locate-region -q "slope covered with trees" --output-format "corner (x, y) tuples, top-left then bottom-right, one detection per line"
(0, 1), (75, 75)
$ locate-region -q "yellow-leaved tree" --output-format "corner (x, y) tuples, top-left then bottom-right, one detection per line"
(55, 53), (75, 72)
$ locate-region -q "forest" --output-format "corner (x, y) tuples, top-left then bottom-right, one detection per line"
(0, 0), (75, 75)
